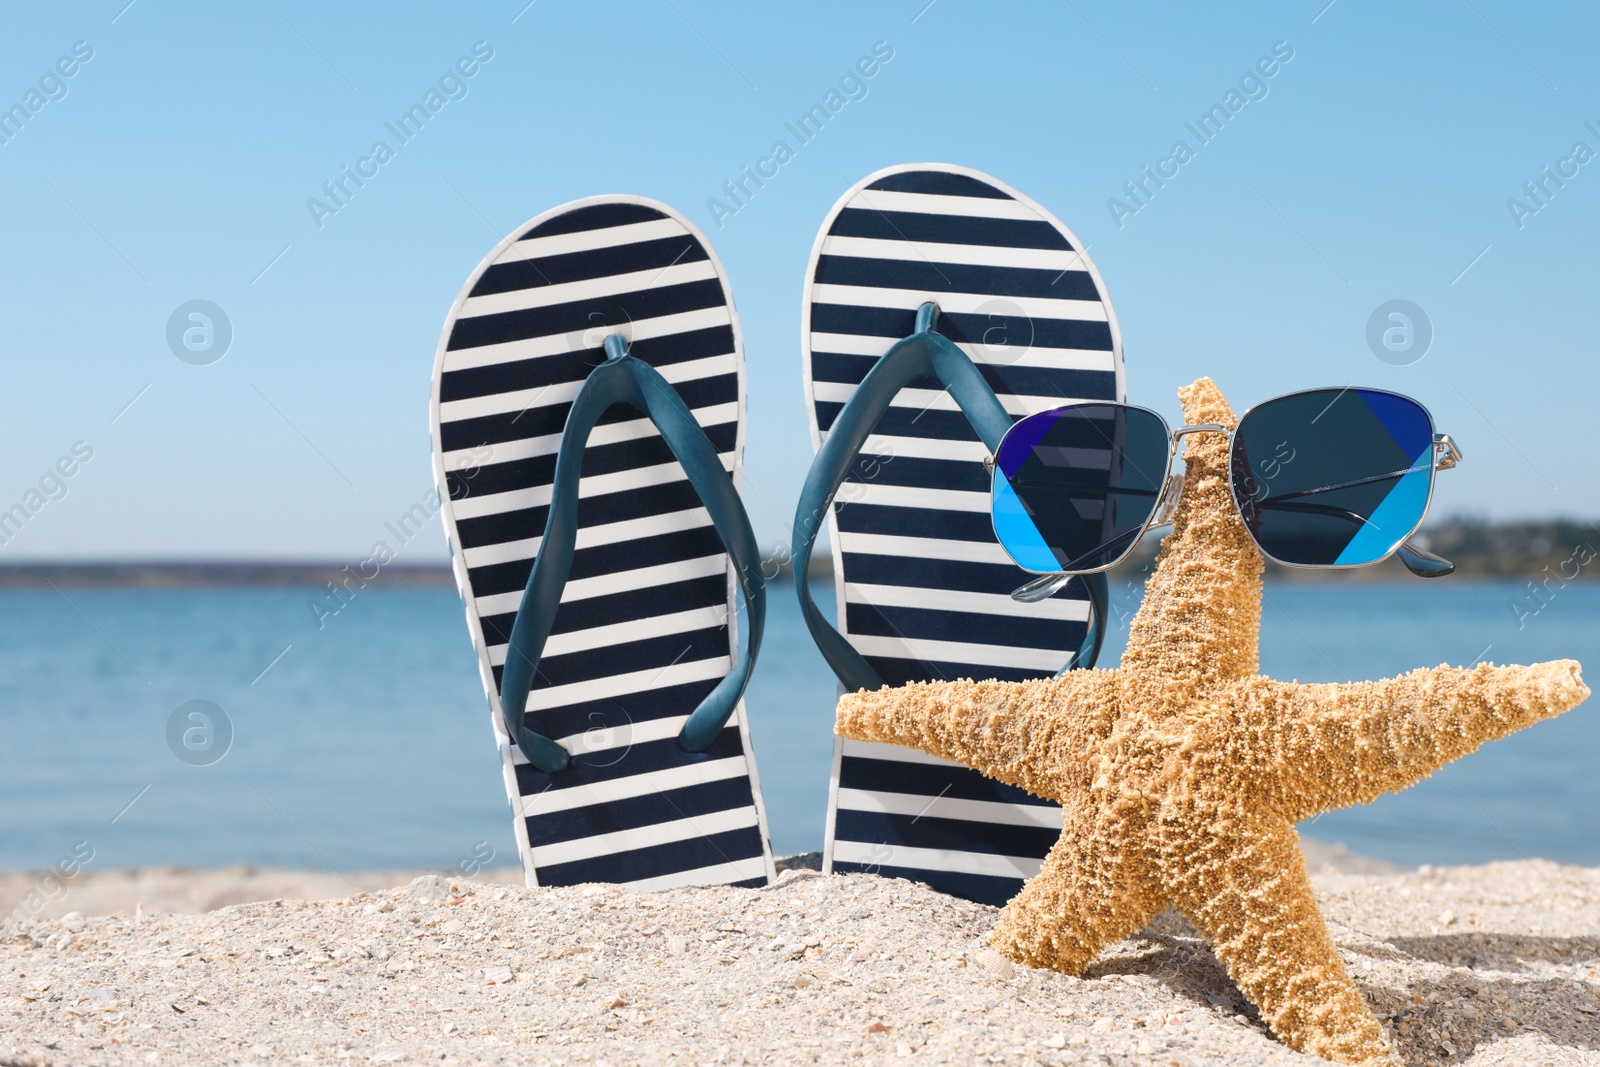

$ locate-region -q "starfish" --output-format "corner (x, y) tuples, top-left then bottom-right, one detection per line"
(835, 377), (1589, 1065)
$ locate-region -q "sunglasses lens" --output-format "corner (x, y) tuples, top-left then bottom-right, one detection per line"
(1231, 388), (1435, 566)
(992, 404), (1170, 573)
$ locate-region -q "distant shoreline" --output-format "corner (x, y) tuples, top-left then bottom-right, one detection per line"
(0, 559), (1590, 588)
(0, 562), (456, 588)
(0, 519), (1593, 587)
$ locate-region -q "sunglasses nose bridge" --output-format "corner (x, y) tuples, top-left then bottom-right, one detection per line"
(1171, 423), (1230, 440)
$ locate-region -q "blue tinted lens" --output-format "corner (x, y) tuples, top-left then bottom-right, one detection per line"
(992, 404), (1170, 573)
(1231, 388), (1434, 566)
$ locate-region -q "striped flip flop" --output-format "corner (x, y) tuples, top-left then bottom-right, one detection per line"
(430, 195), (775, 890)
(796, 163), (1125, 905)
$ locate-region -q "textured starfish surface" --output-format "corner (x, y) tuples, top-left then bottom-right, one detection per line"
(835, 378), (1589, 1065)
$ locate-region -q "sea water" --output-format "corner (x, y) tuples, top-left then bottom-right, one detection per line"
(0, 580), (1594, 873)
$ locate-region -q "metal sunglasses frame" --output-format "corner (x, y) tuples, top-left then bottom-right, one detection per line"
(988, 387), (1464, 602)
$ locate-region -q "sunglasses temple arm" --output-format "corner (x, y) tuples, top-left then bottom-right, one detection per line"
(1008, 573), (1109, 672)
(1399, 436), (1460, 576)
(1249, 500), (1455, 578)
(1397, 539), (1455, 578)
(1011, 572), (1072, 603)
(1075, 572), (1108, 669)
(1255, 465), (1429, 505)
(1257, 431), (1462, 507)
(1009, 519), (1152, 604)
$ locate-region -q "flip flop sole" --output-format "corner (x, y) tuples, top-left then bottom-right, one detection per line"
(432, 196), (774, 890)
(801, 164), (1125, 905)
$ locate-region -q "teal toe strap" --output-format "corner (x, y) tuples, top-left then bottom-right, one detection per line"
(501, 335), (765, 774)
(792, 303), (1106, 692)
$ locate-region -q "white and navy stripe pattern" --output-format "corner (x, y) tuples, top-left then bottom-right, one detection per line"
(431, 196), (774, 891)
(802, 165), (1125, 906)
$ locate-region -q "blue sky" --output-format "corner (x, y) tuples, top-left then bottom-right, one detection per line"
(1, 0), (1594, 561)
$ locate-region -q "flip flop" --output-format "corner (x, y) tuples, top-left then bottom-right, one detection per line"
(431, 195), (775, 890)
(795, 163), (1124, 905)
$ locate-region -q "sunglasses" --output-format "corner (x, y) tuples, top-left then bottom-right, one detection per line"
(989, 387), (1464, 599)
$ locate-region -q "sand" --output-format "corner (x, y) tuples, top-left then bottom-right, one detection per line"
(2, 848), (1596, 1066)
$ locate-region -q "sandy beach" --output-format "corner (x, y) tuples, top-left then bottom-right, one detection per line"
(3, 846), (1597, 1066)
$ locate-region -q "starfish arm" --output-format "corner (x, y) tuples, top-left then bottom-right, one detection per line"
(1160, 802), (1393, 1066)
(990, 797), (1164, 974)
(835, 672), (1114, 799)
(1239, 660), (1588, 822)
